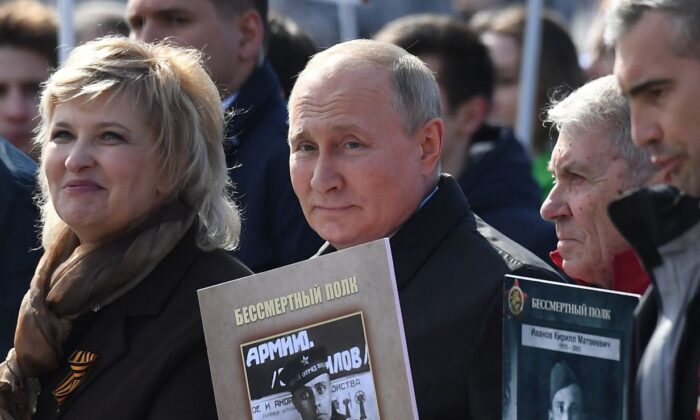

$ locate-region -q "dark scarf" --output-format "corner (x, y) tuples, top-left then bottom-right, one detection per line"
(0, 202), (195, 419)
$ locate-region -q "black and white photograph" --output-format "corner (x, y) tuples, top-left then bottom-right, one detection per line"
(240, 312), (380, 420)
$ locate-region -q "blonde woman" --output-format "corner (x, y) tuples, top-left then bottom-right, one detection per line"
(0, 37), (250, 419)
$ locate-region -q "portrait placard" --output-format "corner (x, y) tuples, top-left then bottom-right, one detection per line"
(503, 275), (640, 420)
(198, 239), (417, 419)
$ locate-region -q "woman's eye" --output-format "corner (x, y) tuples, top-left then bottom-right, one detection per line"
(102, 131), (125, 143)
(50, 130), (73, 143)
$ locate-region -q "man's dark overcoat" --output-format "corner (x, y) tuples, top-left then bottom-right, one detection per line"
(319, 175), (564, 419)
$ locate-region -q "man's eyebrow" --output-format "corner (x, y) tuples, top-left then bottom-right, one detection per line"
(329, 123), (362, 134)
(288, 123), (362, 144)
(627, 79), (671, 98)
(553, 158), (590, 176)
(288, 130), (305, 145)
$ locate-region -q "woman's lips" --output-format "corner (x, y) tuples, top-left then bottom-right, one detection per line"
(63, 180), (103, 192)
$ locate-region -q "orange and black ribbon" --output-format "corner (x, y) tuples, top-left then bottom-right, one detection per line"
(53, 350), (98, 407)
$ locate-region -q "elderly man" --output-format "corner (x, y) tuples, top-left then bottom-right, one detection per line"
(540, 75), (666, 294)
(127, 0), (321, 272)
(605, 0), (700, 419)
(375, 14), (557, 263)
(288, 39), (562, 418)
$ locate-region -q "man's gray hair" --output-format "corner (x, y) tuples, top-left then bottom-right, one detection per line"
(605, 0), (700, 57)
(546, 75), (656, 183)
(294, 39), (442, 135)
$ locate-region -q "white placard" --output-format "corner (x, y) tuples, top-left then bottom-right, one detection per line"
(521, 324), (620, 361)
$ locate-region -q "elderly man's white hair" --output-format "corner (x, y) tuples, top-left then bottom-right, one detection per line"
(546, 75), (656, 183)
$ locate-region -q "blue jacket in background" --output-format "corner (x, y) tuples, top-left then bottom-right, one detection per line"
(457, 124), (557, 264)
(224, 60), (322, 273)
(0, 138), (41, 353)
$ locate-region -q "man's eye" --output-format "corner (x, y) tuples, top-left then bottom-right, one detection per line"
(296, 143), (316, 152)
(648, 88), (666, 104)
(168, 15), (189, 25)
(21, 82), (42, 99)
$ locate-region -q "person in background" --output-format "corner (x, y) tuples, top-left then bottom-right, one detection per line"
(268, 12), (317, 100)
(127, 0), (322, 273)
(606, 0), (700, 418)
(75, 1), (129, 44)
(583, 0), (615, 80)
(473, 5), (586, 198)
(375, 13), (557, 264)
(541, 75), (666, 294)
(0, 0), (57, 161)
(0, 37), (251, 419)
(0, 0), (55, 355)
(0, 137), (40, 356)
(288, 38), (563, 418)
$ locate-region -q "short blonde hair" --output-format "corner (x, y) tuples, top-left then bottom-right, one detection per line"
(35, 36), (240, 251)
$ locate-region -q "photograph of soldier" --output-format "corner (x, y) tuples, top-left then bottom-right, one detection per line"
(548, 361), (585, 420)
(280, 347), (345, 420)
(240, 313), (379, 419)
(515, 349), (620, 419)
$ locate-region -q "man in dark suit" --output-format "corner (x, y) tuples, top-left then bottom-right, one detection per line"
(288, 39), (563, 419)
(0, 138), (40, 354)
(127, 0), (322, 272)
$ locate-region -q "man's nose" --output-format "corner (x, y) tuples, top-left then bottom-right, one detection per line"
(630, 107), (662, 149)
(540, 182), (570, 221)
(310, 152), (342, 193)
(2, 88), (32, 122)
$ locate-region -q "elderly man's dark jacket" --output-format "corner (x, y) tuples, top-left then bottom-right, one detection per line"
(33, 227), (251, 419)
(0, 138), (41, 354)
(225, 60), (321, 273)
(318, 175), (564, 419)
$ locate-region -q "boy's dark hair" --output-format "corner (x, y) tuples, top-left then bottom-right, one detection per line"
(375, 13), (494, 112)
(0, 1), (58, 68)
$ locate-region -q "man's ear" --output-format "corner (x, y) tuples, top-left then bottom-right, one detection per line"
(418, 117), (444, 177)
(236, 9), (264, 62)
(452, 96), (489, 138)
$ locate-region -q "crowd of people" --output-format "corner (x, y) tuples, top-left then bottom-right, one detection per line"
(0, 0), (697, 419)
